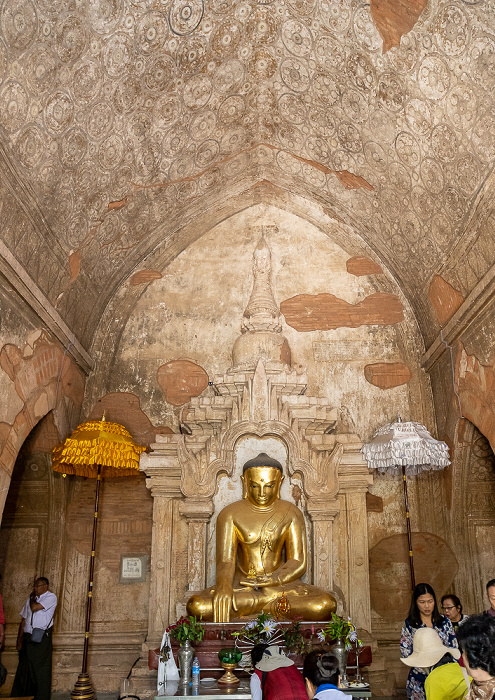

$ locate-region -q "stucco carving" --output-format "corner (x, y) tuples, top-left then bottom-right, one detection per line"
(0, 0), (493, 349)
(140, 234), (372, 640)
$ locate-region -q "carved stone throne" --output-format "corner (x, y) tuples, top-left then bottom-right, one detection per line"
(137, 230), (373, 689)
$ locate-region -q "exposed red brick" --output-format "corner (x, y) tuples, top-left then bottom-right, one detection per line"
(364, 362), (412, 389)
(129, 270), (163, 286)
(69, 250), (81, 283)
(88, 392), (173, 448)
(0, 422), (11, 452)
(291, 155), (333, 175)
(456, 343), (495, 453)
(334, 171), (374, 191)
(28, 412), (61, 453)
(157, 360), (209, 406)
(366, 492), (383, 512)
(346, 256), (383, 276)
(0, 343), (22, 381)
(1, 336), (83, 403)
(280, 338), (291, 366)
(428, 275), (464, 326)
(371, 0), (428, 53)
(280, 292), (404, 331)
(108, 197), (127, 210)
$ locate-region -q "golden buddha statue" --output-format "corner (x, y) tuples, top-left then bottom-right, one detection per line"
(186, 453), (336, 622)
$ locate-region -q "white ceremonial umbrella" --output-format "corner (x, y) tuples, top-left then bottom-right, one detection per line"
(362, 417), (450, 590)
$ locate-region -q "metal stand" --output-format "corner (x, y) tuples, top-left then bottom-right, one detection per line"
(70, 464), (101, 700)
(402, 465), (416, 591)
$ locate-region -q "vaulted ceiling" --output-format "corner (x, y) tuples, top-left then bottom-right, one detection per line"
(1, 0), (494, 352)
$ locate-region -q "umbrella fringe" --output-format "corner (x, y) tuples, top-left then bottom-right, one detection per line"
(362, 420), (450, 475)
(51, 419), (146, 478)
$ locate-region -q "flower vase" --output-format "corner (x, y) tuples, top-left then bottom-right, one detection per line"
(332, 638), (348, 681)
(178, 639), (195, 685)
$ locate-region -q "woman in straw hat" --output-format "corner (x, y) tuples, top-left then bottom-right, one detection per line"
(250, 644), (308, 700)
(401, 627), (469, 700)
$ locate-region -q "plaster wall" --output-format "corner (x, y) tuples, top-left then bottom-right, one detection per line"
(86, 204), (422, 440)
(1, 204), (494, 694)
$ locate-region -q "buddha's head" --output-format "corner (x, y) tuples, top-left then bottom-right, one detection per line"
(241, 453), (284, 507)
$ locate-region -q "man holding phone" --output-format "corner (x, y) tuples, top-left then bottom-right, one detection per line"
(11, 577), (57, 700)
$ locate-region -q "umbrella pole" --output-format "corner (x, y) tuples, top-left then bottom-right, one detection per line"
(402, 465), (416, 591)
(70, 464), (101, 700)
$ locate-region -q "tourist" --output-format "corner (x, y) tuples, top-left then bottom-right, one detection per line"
(401, 627), (469, 700)
(11, 577), (57, 700)
(302, 650), (348, 700)
(456, 614), (495, 700)
(441, 595), (469, 632)
(250, 644), (308, 700)
(401, 583), (457, 700)
(483, 579), (495, 618)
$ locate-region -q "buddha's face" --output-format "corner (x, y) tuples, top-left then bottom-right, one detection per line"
(242, 466), (283, 507)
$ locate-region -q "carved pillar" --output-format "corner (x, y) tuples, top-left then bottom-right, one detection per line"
(179, 498), (214, 592)
(141, 448), (182, 645)
(308, 499), (340, 593)
(339, 451), (373, 633)
(346, 490), (371, 632)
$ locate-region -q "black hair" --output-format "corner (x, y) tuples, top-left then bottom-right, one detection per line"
(303, 650), (340, 687)
(441, 594), (462, 614)
(243, 453), (283, 474)
(432, 652), (458, 670)
(486, 579), (495, 591)
(407, 583), (442, 628)
(456, 614), (495, 676)
(36, 577), (49, 586)
(251, 643), (269, 666)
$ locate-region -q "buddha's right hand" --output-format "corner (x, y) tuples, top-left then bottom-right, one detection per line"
(213, 583), (234, 622)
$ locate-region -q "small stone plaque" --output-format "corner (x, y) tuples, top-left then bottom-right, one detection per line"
(120, 554), (148, 584)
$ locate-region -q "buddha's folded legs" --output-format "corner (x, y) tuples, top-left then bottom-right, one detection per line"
(187, 582), (336, 621)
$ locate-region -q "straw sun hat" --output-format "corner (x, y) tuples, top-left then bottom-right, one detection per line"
(401, 628), (461, 668)
(255, 646), (294, 672)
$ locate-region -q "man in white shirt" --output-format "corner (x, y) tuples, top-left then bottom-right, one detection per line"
(11, 577), (57, 700)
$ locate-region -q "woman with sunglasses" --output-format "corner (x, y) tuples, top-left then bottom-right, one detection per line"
(441, 594), (469, 633)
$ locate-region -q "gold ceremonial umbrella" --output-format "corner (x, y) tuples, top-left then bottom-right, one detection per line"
(52, 416), (146, 700)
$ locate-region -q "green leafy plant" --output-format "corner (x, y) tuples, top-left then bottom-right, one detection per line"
(166, 616), (205, 646)
(283, 620), (306, 654)
(318, 614), (362, 652)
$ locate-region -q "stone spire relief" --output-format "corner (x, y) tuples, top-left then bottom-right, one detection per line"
(232, 226), (291, 371)
(242, 226), (282, 334)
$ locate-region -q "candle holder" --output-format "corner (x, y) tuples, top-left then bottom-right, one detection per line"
(218, 648), (242, 685)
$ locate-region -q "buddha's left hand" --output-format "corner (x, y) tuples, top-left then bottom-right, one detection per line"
(239, 574), (280, 588)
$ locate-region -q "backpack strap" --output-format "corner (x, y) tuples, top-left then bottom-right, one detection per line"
(261, 671), (267, 700)
(460, 665), (470, 698)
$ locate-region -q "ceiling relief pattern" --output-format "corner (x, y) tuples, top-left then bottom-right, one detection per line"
(0, 0), (494, 344)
